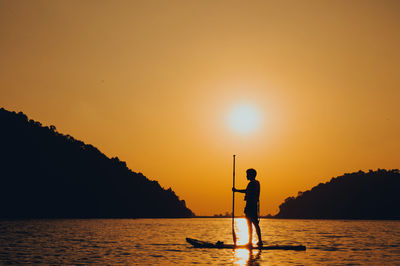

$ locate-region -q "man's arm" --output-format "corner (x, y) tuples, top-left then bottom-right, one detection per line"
(232, 188), (246, 193)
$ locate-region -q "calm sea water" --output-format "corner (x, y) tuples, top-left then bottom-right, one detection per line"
(0, 218), (399, 265)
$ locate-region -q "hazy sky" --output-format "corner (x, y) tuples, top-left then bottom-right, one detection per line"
(1, 0), (399, 215)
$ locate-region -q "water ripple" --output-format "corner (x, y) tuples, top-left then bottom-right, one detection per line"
(0, 218), (399, 264)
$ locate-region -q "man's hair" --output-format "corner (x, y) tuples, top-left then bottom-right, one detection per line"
(246, 168), (257, 179)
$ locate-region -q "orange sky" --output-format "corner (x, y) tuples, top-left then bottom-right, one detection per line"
(1, 0), (399, 215)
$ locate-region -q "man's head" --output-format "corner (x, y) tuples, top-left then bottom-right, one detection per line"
(246, 168), (257, 180)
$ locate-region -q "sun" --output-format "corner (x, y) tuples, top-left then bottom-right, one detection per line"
(228, 104), (261, 134)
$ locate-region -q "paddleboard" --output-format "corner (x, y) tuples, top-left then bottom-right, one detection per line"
(186, 238), (306, 251)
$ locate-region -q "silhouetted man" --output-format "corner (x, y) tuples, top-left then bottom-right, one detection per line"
(232, 168), (262, 247)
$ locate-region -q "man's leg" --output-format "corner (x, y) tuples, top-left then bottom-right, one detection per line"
(246, 216), (253, 245)
(250, 216), (262, 246)
(254, 221), (262, 245)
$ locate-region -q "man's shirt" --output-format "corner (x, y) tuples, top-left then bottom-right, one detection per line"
(245, 179), (260, 205)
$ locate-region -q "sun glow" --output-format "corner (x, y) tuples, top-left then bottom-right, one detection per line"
(228, 104), (261, 134)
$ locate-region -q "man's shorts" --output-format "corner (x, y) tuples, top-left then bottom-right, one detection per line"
(244, 204), (259, 224)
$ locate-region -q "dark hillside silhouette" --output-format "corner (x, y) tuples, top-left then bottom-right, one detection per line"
(0, 107), (194, 218)
(275, 169), (400, 219)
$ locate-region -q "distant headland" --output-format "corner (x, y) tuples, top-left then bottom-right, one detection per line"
(0, 108), (194, 218)
(275, 169), (400, 220)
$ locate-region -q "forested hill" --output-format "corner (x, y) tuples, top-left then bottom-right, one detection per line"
(275, 169), (400, 219)
(0, 108), (194, 218)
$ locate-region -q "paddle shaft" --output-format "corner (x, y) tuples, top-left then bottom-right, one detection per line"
(232, 155), (237, 245)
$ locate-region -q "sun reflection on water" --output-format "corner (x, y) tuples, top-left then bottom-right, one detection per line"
(233, 248), (261, 266)
(234, 218), (258, 245)
(232, 218), (262, 265)
(233, 249), (250, 265)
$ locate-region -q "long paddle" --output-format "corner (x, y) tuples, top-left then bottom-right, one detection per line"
(232, 154), (237, 245)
